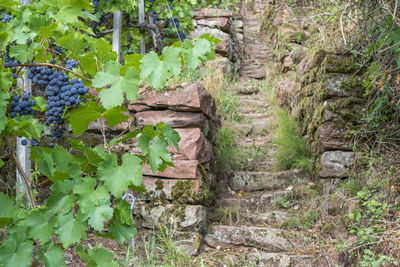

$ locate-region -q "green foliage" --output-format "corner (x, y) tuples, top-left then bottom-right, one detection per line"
(214, 126), (246, 172)
(273, 109), (313, 171)
(0, 0), (215, 265)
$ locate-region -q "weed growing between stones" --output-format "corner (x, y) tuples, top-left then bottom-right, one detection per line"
(200, 66), (243, 123)
(273, 108), (313, 171)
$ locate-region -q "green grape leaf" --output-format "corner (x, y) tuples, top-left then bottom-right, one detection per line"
(113, 200), (134, 225)
(38, 242), (66, 267)
(103, 105), (129, 127)
(52, 146), (82, 180)
(31, 147), (55, 178)
(89, 38), (117, 64)
(108, 221), (137, 245)
(24, 209), (54, 244)
(0, 192), (18, 227)
(156, 122), (180, 150)
(92, 61), (140, 110)
(56, 212), (87, 248)
(32, 96), (47, 112)
(183, 38), (212, 71)
(76, 246), (117, 267)
(148, 136), (172, 173)
(140, 47), (182, 90)
(66, 102), (104, 135)
(97, 153), (142, 197)
(0, 89), (9, 134)
(0, 159), (4, 169)
(69, 139), (104, 173)
(9, 44), (34, 63)
(76, 183), (113, 232)
(12, 115), (43, 140)
(0, 238), (33, 267)
(198, 33), (221, 46)
(124, 54), (143, 72)
(47, 180), (76, 214)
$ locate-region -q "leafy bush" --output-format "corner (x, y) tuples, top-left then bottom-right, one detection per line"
(273, 109), (313, 171)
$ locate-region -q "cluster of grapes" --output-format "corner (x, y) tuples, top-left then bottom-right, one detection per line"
(9, 94), (35, 118)
(65, 60), (78, 70)
(92, 0), (100, 13)
(3, 47), (19, 79)
(27, 60), (88, 147)
(1, 11), (13, 23)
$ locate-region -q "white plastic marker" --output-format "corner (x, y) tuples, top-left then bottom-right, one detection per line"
(139, 0), (146, 54)
(16, 0), (33, 208)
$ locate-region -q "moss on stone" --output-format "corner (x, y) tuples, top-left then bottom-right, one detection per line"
(171, 180), (213, 205)
(322, 54), (358, 74)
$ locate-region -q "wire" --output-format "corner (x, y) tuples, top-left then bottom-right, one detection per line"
(165, 0), (182, 42)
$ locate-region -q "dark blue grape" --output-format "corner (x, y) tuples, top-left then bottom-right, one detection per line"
(21, 139), (28, 146)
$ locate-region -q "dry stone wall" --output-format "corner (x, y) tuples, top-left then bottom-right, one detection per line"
(190, 8), (243, 75)
(265, 3), (364, 178)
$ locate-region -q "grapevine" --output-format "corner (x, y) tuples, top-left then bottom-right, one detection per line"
(0, 0), (218, 266)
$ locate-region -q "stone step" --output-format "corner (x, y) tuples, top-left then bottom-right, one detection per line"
(236, 136), (274, 149)
(229, 169), (309, 191)
(216, 190), (292, 212)
(246, 252), (315, 267)
(230, 121), (272, 136)
(204, 225), (291, 252)
(240, 70), (266, 79)
(242, 112), (269, 120)
(234, 85), (260, 95)
(238, 99), (267, 108)
(242, 210), (290, 226)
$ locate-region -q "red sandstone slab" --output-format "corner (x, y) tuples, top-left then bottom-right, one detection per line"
(134, 110), (207, 130)
(142, 160), (201, 179)
(128, 83), (215, 118)
(196, 18), (229, 31)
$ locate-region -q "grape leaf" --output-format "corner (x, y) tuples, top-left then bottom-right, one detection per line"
(12, 115), (43, 140)
(148, 136), (172, 173)
(24, 209), (54, 244)
(76, 183), (113, 232)
(103, 105), (129, 127)
(156, 122), (180, 150)
(0, 89), (9, 134)
(56, 212), (87, 248)
(0, 238), (33, 267)
(0, 192), (17, 227)
(9, 44), (34, 63)
(38, 242), (66, 267)
(69, 139), (104, 173)
(88, 38), (117, 64)
(182, 38), (212, 71)
(32, 96), (47, 112)
(108, 221), (137, 245)
(66, 102), (104, 135)
(51, 146), (82, 180)
(124, 54), (143, 72)
(76, 246), (117, 267)
(97, 153), (142, 197)
(92, 61), (140, 110)
(47, 180), (76, 214)
(140, 47), (182, 90)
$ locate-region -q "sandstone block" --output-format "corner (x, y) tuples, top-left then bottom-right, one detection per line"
(322, 74), (352, 98)
(319, 122), (351, 151)
(246, 252), (314, 267)
(129, 83), (215, 118)
(143, 159), (201, 179)
(189, 27), (230, 41)
(197, 18), (229, 31)
(320, 151), (354, 178)
(215, 39), (229, 56)
(193, 8), (233, 19)
(139, 204), (206, 232)
(134, 110), (208, 131)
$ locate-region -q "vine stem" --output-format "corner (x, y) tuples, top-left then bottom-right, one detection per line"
(18, 63), (93, 82)
(12, 152), (36, 209)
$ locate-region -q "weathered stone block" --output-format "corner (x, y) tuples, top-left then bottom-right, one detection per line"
(319, 151), (354, 178)
(318, 122), (351, 152)
(139, 204), (206, 232)
(189, 27), (230, 41)
(129, 83), (216, 118)
(143, 159), (201, 179)
(204, 226), (290, 251)
(196, 18), (229, 31)
(193, 8), (233, 19)
(134, 110), (207, 130)
(215, 40), (229, 56)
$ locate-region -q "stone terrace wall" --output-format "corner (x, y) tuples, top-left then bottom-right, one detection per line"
(190, 8), (243, 74)
(264, 3), (365, 178)
(86, 82), (217, 253)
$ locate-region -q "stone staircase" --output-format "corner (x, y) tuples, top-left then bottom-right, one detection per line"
(197, 2), (322, 266)
(199, 84), (317, 266)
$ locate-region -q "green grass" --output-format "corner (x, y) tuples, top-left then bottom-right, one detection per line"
(273, 109), (313, 171)
(214, 126), (247, 172)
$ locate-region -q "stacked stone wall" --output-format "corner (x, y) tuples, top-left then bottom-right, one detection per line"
(265, 3), (365, 178)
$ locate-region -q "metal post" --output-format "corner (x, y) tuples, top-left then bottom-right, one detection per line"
(16, 0), (32, 207)
(112, 11), (122, 63)
(139, 0), (146, 54)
